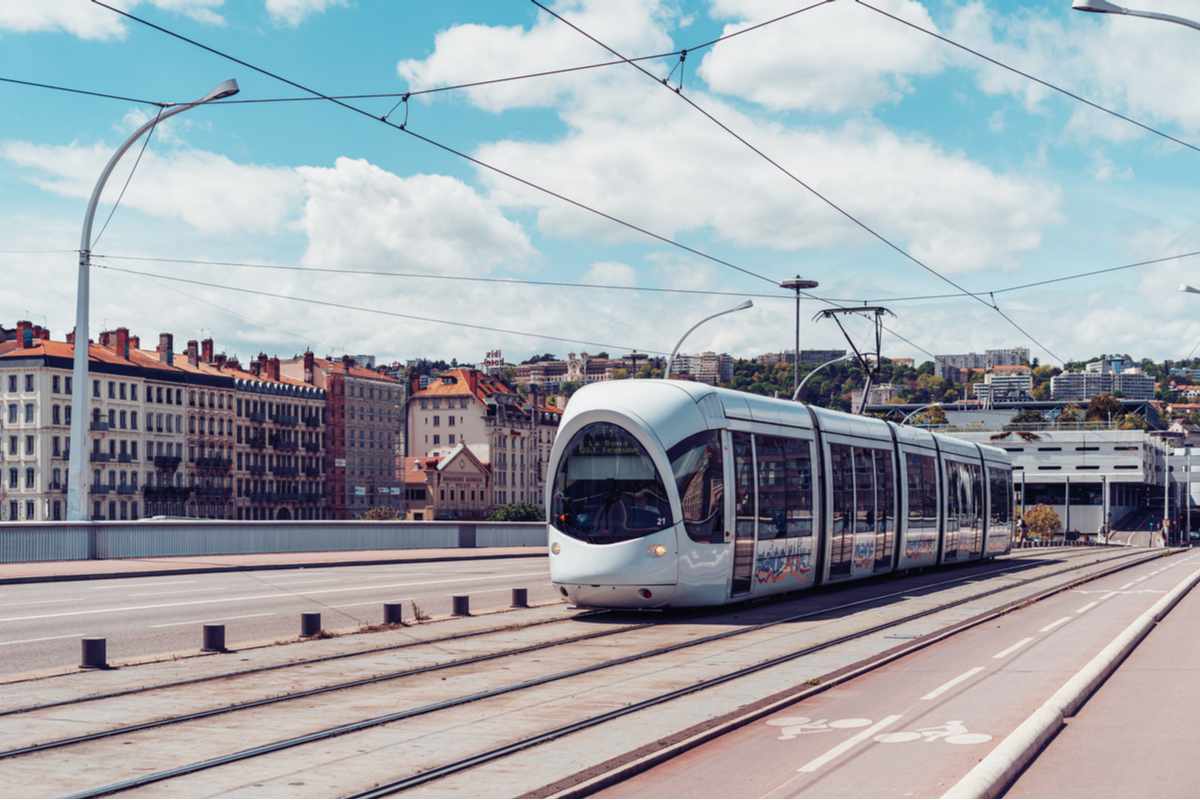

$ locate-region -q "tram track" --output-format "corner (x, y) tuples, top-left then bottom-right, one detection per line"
(0, 548), (1083, 754)
(17, 547), (1152, 798)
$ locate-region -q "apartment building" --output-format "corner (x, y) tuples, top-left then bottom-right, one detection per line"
(972, 365), (1034, 407)
(408, 368), (561, 511)
(1051, 369), (1155, 401)
(935, 347), (1030, 379)
(402, 445), (491, 521)
(281, 353), (403, 519)
(672, 351), (734, 384)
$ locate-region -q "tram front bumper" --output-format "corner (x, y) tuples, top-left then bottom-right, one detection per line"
(557, 582), (678, 609)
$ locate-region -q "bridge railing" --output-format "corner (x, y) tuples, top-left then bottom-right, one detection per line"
(0, 520), (547, 563)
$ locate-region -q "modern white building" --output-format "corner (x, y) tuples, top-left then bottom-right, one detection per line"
(1050, 369), (1155, 401)
(973, 366), (1034, 407)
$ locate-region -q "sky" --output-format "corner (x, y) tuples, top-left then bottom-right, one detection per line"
(3, 0), (1200, 369)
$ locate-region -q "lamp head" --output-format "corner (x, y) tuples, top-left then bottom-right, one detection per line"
(203, 79), (240, 102)
(1072, 0), (1125, 12)
(734, 299), (754, 311)
(1181, 284), (1200, 295)
(780, 275), (820, 291)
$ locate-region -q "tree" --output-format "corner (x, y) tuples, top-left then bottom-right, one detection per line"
(1007, 408), (1046, 428)
(1118, 413), (1149, 431)
(1023, 504), (1061, 541)
(361, 506), (402, 521)
(1059, 403), (1082, 424)
(911, 404), (947, 426)
(609, 368), (629, 380)
(1086, 393), (1122, 422)
(487, 503), (545, 522)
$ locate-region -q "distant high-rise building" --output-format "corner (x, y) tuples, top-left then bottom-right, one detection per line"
(934, 347), (1029, 379)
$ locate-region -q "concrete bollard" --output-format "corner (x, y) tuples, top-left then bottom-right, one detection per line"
(202, 624), (227, 653)
(383, 602), (405, 625)
(511, 588), (528, 608)
(452, 595), (470, 616)
(300, 612), (322, 637)
(80, 637), (107, 669)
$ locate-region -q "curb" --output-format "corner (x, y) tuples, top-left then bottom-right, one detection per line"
(0, 550), (547, 586)
(942, 559), (1200, 799)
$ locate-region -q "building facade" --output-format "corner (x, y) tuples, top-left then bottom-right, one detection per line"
(972, 365), (1034, 407)
(935, 347), (1030, 379)
(1050, 369), (1155, 401)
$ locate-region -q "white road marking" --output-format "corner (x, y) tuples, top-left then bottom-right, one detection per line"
(1119, 581), (1137, 590)
(0, 571), (549, 623)
(1100, 591), (1118, 600)
(1076, 601), (1100, 614)
(151, 612), (276, 629)
(1039, 617), (1072, 633)
(127, 587), (236, 598)
(2, 598), (78, 609)
(329, 585), (516, 609)
(993, 637), (1035, 660)
(0, 632), (87, 647)
(921, 667), (985, 700)
(90, 581), (194, 590)
(798, 714), (903, 773)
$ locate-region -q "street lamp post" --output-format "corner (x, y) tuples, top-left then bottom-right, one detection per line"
(67, 79), (239, 521)
(779, 276), (820, 398)
(663, 300), (753, 380)
(1073, 0), (1200, 32)
(792, 353), (853, 401)
(901, 402), (944, 426)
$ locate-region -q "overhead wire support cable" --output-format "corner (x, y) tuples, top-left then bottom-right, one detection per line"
(93, 263), (669, 354)
(531, 0), (1063, 363)
(91, 106), (162, 249)
(855, 0), (1200, 156)
(0, 76), (165, 107)
(91, 0), (944, 359)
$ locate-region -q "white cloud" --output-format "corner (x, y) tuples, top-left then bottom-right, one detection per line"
(0, 0), (224, 40)
(583, 262), (638, 286)
(397, 0), (676, 112)
(698, 0), (945, 113)
(1, 140), (303, 235)
(1090, 150), (1133, 182)
(264, 0), (347, 27)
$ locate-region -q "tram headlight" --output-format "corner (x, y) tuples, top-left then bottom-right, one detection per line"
(550, 542), (561, 555)
(648, 544), (667, 558)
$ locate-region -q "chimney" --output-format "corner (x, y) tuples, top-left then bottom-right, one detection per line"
(31, 325), (46, 341)
(115, 327), (130, 360)
(186, 339), (199, 367)
(201, 338), (214, 364)
(214, 353), (227, 369)
(250, 359), (262, 377)
(99, 330), (115, 350)
(129, 335), (140, 350)
(15, 320), (31, 347)
(157, 333), (174, 365)
(267, 356), (281, 382)
(303, 350), (315, 384)
(66, 329), (75, 345)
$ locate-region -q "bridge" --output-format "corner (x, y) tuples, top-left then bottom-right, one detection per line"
(0, 540), (1195, 797)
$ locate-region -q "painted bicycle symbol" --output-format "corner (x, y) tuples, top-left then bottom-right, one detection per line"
(873, 720), (991, 745)
(766, 716), (872, 740)
(766, 717), (991, 745)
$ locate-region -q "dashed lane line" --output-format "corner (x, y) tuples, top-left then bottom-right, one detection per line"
(1076, 600), (1100, 614)
(89, 580), (195, 591)
(0, 571), (550, 624)
(0, 632), (87, 647)
(797, 714), (904, 774)
(1039, 617), (1072, 633)
(921, 667), (985, 701)
(993, 637), (1035, 660)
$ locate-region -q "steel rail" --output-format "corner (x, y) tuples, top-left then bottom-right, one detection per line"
(61, 549), (1141, 798)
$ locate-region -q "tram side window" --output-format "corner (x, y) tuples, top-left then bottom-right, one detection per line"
(669, 430), (725, 544)
(874, 449), (895, 534)
(853, 448), (875, 533)
(988, 468), (1012, 528)
(733, 432), (755, 540)
(755, 436), (787, 541)
(905, 453), (937, 531)
(783, 437), (814, 537)
(968, 463), (984, 528)
(830, 444), (854, 538)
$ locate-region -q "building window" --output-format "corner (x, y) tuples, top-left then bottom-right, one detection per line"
(93, 380), (100, 399)
(7, 468), (16, 488)
(52, 405), (61, 425)
(52, 375), (61, 394)
(107, 381), (115, 399)
(131, 384), (138, 401)
(24, 467), (34, 488)
(8, 500), (16, 520)
(65, 376), (72, 394)
(24, 500), (33, 520)
(6, 375), (15, 393)
(24, 403), (33, 423)
(119, 383), (127, 400)
(6, 404), (14, 424)
(24, 374), (33, 392)
(131, 411), (138, 430)
(25, 435), (33, 455)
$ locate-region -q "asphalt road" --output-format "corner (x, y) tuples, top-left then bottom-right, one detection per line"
(602, 550), (1196, 798)
(0, 556), (553, 676)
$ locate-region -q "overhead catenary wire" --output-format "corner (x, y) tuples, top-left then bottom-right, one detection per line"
(90, 0), (942, 360)
(855, 0), (1200, 156)
(0, 75), (164, 107)
(532, 0), (1066, 365)
(94, 263), (671, 355)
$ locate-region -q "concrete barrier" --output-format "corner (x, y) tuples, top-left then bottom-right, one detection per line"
(202, 624), (226, 653)
(0, 520), (547, 563)
(300, 612), (322, 637)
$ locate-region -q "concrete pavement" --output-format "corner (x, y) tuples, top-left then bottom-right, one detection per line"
(1008, 559), (1200, 798)
(0, 556), (554, 676)
(600, 551), (1198, 798)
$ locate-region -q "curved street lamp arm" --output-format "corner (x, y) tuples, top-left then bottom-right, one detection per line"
(901, 402), (942, 425)
(1119, 7), (1200, 31)
(792, 353), (853, 401)
(663, 299), (752, 379)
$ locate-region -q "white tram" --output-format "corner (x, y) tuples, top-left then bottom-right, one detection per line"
(547, 380), (1014, 608)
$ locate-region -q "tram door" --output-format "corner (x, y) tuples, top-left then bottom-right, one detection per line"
(730, 431), (756, 594)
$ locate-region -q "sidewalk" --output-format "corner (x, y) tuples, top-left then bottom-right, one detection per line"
(0, 546), (547, 585)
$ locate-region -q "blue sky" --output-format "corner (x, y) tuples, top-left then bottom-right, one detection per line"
(3, 0), (1200, 367)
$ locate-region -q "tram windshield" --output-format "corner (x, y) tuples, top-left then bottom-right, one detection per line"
(551, 422), (673, 544)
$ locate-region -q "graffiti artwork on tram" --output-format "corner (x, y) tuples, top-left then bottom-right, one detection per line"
(904, 537), (937, 559)
(754, 546), (812, 584)
(853, 539), (875, 570)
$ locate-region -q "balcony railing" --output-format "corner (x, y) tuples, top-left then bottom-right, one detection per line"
(271, 466), (299, 477)
(90, 483), (112, 495)
(154, 455), (182, 471)
(193, 486), (233, 499)
(248, 411), (266, 423)
(48, 482), (66, 493)
(89, 420), (110, 432)
(303, 415), (321, 428)
(271, 413), (298, 427)
(52, 450), (69, 461)
(247, 437), (266, 450)
(271, 439), (299, 452)
(304, 466), (322, 478)
(195, 457), (233, 472)
(117, 453), (134, 463)
(116, 484), (137, 495)
(303, 442), (320, 453)
(144, 485), (191, 499)
(89, 452), (111, 463)
(247, 465), (267, 477)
